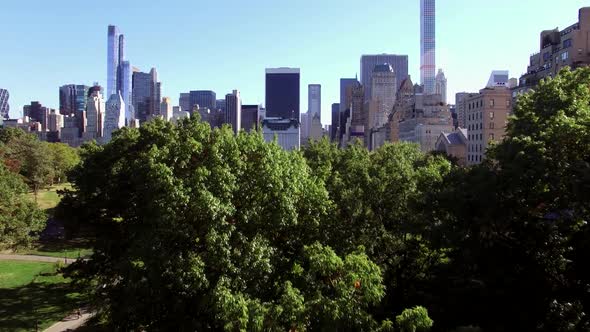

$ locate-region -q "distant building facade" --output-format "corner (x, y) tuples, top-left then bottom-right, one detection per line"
(519, 7), (590, 89)
(103, 92), (125, 142)
(435, 69), (447, 103)
(189, 90), (216, 112)
(132, 68), (160, 122)
(225, 90), (241, 134)
(360, 54), (408, 99)
(421, 0), (436, 94)
(262, 118), (300, 151)
(241, 104), (261, 132)
(265, 68), (300, 120)
(464, 86), (512, 165)
(0, 89), (9, 119)
(436, 129), (468, 166)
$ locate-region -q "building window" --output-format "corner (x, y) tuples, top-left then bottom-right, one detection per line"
(489, 133), (495, 141)
(506, 99), (510, 107)
(490, 99), (495, 107)
(543, 53), (550, 61)
(563, 39), (573, 48)
(490, 122), (495, 129)
(480, 133), (483, 140)
(480, 123), (483, 130)
(490, 112), (494, 119)
(562, 52), (569, 61)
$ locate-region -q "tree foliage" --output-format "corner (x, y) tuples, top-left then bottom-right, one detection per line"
(0, 163), (45, 249)
(60, 68), (590, 331)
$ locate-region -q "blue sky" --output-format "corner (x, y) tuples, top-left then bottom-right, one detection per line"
(0, 0), (585, 123)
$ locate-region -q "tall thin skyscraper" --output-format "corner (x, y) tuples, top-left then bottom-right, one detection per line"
(0, 89), (10, 119)
(308, 84), (321, 122)
(265, 68), (300, 120)
(107, 26), (119, 98)
(421, 0), (436, 94)
(225, 90), (241, 134)
(360, 55), (408, 100)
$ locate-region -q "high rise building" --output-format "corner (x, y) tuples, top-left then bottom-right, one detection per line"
(83, 86), (105, 140)
(331, 103), (340, 141)
(59, 85), (90, 117)
(216, 99), (226, 113)
(241, 104), (261, 132)
(486, 70), (510, 87)
(103, 92), (125, 142)
(360, 55), (408, 99)
(132, 68), (160, 122)
(300, 112), (310, 142)
(265, 68), (300, 120)
(464, 86), (512, 165)
(179, 93), (191, 114)
(225, 90), (241, 134)
(435, 69), (447, 103)
(308, 84), (321, 121)
(107, 25), (133, 123)
(519, 7), (590, 90)
(0, 89), (9, 119)
(421, 0), (436, 94)
(23, 101), (50, 131)
(188, 91), (216, 112)
(107, 25), (119, 98)
(370, 64), (397, 128)
(160, 97), (173, 121)
(340, 78), (357, 113)
(47, 109), (63, 133)
(120, 61), (133, 123)
(455, 92), (476, 129)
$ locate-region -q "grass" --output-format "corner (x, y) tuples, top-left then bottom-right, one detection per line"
(20, 238), (94, 259)
(27, 183), (71, 214)
(0, 261), (88, 331)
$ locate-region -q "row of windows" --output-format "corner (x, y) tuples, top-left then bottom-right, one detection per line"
(469, 133), (483, 141)
(468, 123), (483, 131)
(468, 155), (483, 163)
(469, 144), (483, 153)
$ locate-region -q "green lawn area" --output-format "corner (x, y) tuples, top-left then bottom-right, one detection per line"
(0, 261), (87, 331)
(27, 183), (71, 213)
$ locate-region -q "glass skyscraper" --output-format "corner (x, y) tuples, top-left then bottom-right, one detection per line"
(0, 89), (9, 119)
(107, 25), (134, 123)
(107, 25), (119, 98)
(265, 68), (300, 120)
(189, 91), (217, 111)
(421, 0), (436, 94)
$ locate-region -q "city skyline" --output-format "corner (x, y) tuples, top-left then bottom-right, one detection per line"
(0, 0), (584, 124)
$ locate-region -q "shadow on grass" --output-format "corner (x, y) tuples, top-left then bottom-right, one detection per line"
(0, 281), (88, 331)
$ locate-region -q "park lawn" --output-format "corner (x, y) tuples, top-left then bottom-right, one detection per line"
(19, 238), (94, 259)
(27, 183), (72, 212)
(0, 261), (87, 332)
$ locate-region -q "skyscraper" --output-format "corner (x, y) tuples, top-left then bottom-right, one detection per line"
(241, 104), (261, 132)
(0, 89), (9, 119)
(435, 69), (447, 103)
(132, 68), (160, 122)
(265, 68), (300, 120)
(370, 63), (397, 127)
(83, 86), (105, 140)
(421, 0), (436, 94)
(308, 84), (321, 121)
(107, 25), (133, 122)
(179, 93), (191, 114)
(103, 92), (125, 142)
(339, 78), (357, 113)
(360, 55), (408, 100)
(59, 85), (90, 116)
(160, 97), (173, 121)
(225, 90), (241, 134)
(23, 101), (50, 131)
(107, 25), (119, 98)
(188, 91), (216, 111)
(331, 103), (340, 141)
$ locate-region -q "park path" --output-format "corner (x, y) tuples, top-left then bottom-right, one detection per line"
(0, 254), (76, 264)
(43, 308), (94, 332)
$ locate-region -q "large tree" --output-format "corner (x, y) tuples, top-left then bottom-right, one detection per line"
(0, 163), (45, 249)
(62, 119), (408, 330)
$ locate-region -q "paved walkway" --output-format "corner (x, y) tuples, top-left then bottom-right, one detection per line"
(0, 254), (77, 264)
(43, 308), (94, 332)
